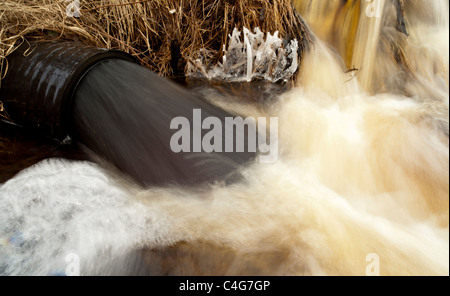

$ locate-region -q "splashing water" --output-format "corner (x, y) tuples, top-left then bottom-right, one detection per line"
(0, 0), (448, 275)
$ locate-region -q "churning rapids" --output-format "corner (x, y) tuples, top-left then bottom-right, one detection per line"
(0, 0), (448, 275)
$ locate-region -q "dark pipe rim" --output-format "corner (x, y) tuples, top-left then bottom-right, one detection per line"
(64, 49), (137, 140)
(0, 40), (137, 141)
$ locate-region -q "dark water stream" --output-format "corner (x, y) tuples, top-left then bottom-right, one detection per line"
(72, 59), (257, 187)
(0, 122), (86, 183)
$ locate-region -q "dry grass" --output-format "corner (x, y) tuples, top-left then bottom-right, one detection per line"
(0, 0), (310, 83)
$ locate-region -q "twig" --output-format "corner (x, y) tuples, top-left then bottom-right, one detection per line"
(84, 0), (153, 12)
(345, 67), (359, 74)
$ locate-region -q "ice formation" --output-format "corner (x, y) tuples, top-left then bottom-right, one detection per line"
(187, 27), (299, 83)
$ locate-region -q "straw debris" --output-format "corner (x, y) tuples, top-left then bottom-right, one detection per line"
(0, 0), (310, 83)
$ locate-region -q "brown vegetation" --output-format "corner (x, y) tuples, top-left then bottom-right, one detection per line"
(0, 0), (309, 82)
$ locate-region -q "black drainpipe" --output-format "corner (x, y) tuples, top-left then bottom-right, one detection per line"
(0, 41), (136, 141)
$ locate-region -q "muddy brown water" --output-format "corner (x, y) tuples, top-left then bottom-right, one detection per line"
(0, 122), (87, 184)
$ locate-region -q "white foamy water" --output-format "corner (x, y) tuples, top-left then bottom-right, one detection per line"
(0, 0), (448, 276)
(0, 160), (184, 275)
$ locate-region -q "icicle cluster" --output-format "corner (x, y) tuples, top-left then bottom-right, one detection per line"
(188, 27), (299, 83)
